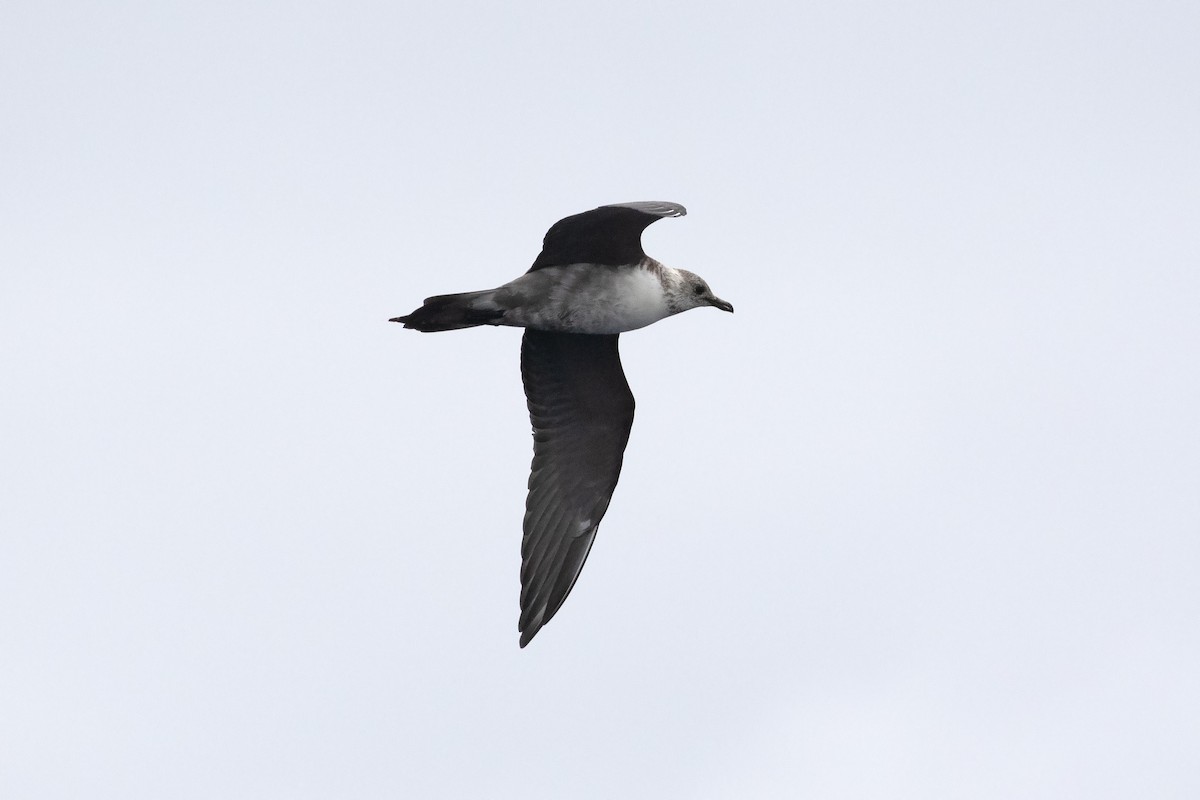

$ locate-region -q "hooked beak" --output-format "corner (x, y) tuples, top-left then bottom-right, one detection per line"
(709, 296), (734, 313)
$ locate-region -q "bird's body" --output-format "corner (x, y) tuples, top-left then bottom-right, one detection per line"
(392, 201), (731, 646)
(411, 257), (712, 335)
(485, 258), (674, 333)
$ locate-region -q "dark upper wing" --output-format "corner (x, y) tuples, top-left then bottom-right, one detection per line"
(528, 201), (686, 271)
(518, 329), (636, 647)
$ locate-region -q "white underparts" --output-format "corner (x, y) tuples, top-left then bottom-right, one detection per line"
(483, 261), (676, 334)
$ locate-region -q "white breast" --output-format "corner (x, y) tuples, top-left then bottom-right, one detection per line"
(591, 268), (671, 333)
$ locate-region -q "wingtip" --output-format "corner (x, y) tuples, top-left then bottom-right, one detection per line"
(518, 609), (544, 648)
(602, 200), (687, 218)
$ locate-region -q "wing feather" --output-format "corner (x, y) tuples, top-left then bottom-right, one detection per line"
(518, 330), (636, 647)
(528, 201), (686, 271)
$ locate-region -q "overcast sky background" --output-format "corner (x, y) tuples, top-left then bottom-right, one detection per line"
(3, 1), (1198, 797)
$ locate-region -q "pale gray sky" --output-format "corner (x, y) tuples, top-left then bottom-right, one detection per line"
(2, 1), (1198, 798)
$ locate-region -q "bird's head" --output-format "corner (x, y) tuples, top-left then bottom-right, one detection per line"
(669, 269), (735, 315)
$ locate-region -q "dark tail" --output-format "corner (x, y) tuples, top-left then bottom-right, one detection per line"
(389, 290), (504, 332)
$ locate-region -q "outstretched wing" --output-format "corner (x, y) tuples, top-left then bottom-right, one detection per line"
(529, 201), (687, 271)
(518, 329), (636, 647)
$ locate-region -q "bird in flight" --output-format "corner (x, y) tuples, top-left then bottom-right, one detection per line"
(391, 201), (732, 646)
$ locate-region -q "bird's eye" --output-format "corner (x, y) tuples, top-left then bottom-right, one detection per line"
(693, 284), (705, 295)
